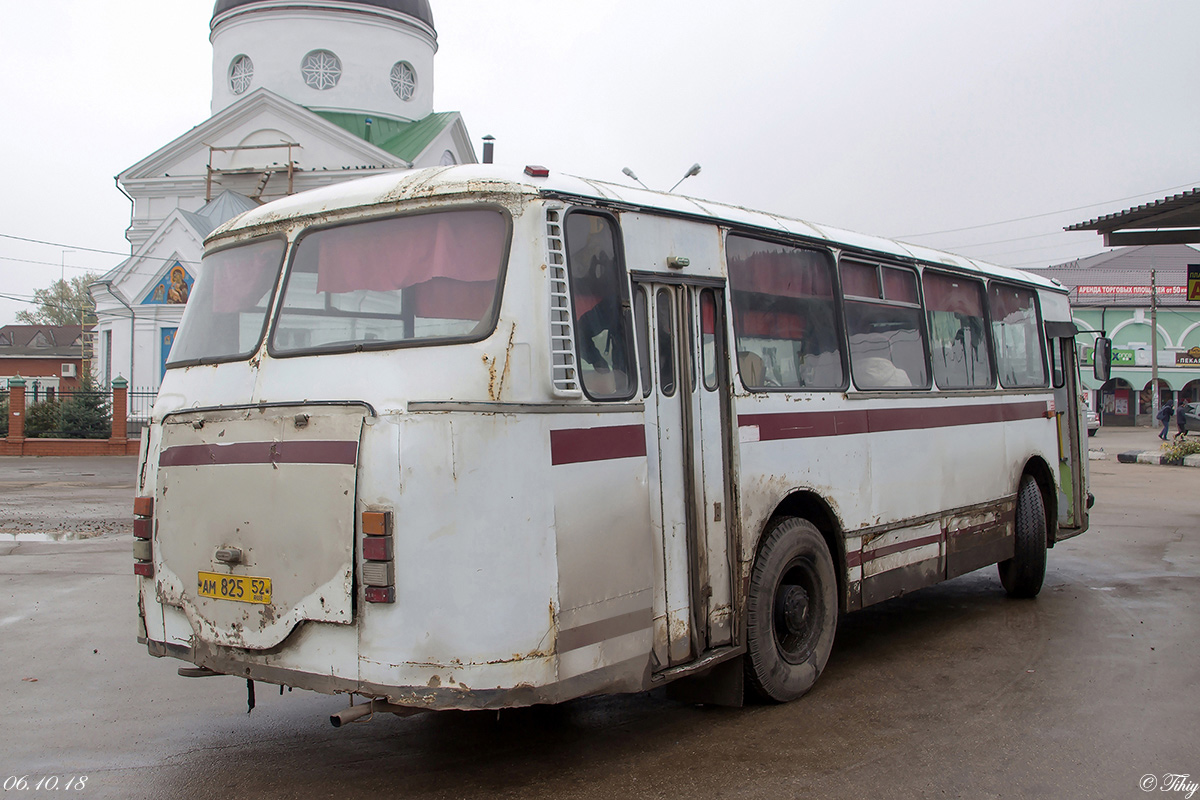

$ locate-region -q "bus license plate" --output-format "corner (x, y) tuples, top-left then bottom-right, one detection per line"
(198, 571), (272, 605)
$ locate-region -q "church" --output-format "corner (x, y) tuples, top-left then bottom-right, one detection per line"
(91, 0), (476, 391)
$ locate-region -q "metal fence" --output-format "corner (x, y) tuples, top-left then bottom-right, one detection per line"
(128, 388), (158, 441)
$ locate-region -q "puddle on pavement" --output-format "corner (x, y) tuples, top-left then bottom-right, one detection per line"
(0, 532), (99, 543)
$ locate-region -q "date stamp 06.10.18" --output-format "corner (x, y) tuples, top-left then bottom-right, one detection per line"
(3, 776), (88, 792)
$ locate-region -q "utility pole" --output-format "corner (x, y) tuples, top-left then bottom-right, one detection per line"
(1151, 266), (1160, 420)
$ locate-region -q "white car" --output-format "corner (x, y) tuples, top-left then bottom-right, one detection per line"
(1086, 408), (1100, 436)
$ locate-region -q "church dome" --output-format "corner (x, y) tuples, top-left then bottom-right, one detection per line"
(212, 0), (435, 31)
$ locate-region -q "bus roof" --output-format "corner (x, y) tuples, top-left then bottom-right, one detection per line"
(214, 164), (1062, 292)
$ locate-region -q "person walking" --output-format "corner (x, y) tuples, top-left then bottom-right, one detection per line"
(1175, 402), (1190, 440)
(1158, 399), (1175, 440)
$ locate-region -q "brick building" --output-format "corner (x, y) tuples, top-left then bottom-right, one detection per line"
(0, 325), (85, 399)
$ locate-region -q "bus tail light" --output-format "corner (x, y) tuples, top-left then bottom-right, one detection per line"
(133, 496), (154, 578)
(362, 510), (395, 603)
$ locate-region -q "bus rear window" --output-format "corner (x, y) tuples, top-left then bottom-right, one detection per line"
(167, 238), (285, 366)
(271, 209), (509, 354)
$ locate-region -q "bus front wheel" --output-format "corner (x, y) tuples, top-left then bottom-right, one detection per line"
(744, 517), (838, 703)
(998, 474), (1047, 598)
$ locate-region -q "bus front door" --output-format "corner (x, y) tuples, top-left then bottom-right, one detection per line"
(634, 280), (736, 670)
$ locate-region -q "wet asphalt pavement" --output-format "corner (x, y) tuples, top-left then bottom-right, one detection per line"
(0, 430), (1196, 799)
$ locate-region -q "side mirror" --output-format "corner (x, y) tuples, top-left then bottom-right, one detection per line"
(1093, 337), (1112, 382)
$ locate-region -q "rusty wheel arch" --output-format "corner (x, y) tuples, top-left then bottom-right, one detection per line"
(1020, 456), (1059, 547)
(762, 490), (848, 614)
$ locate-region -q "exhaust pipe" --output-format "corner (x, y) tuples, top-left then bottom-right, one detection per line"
(330, 698), (424, 727)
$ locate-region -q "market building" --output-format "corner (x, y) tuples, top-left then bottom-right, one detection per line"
(90, 0), (476, 391)
(1029, 188), (1200, 426)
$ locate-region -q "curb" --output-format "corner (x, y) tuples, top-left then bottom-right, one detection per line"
(1117, 450), (1200, 467)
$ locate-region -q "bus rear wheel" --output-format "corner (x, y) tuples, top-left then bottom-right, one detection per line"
(744, 517), (838, 703)
(998, 474), (1047, 598)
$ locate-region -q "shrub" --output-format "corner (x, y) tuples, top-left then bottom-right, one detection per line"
(24, 399), (62, 438)
(0, 395), (7, 437)
(60, 388), (111, 439)
(1160, 438), (1200, 465)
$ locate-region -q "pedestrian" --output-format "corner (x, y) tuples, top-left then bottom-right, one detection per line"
(1174, 402), (1190, 440)
(1158, 400), (1175, 440)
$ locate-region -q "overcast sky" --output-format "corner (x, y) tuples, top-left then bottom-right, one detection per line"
(2, 0), (1198, 324)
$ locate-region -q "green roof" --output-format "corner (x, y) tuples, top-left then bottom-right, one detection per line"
(313, 110), (459, 163)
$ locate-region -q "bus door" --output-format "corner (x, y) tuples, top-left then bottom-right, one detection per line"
(633, 278), (735, 670)
(1048, 327), (1088, 535)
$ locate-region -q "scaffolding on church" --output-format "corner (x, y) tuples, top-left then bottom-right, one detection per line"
(205, 141), (302, 201)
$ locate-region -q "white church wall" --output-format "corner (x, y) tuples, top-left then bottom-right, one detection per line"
(211, 8), (436, 121)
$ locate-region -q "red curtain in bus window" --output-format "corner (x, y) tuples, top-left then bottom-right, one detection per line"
(313, 210), (507, 295)
(923, 271), (985, 316)
(738, 310), (807, 339)
(211, 240), (285, 313)
(734, 252), (833, 298)
(882, 267), (919, 304)
(411, 277), (495, 319)
(700, 291), (716, 334)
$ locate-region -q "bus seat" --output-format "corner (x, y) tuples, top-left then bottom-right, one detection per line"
(738, 351), (765, 386)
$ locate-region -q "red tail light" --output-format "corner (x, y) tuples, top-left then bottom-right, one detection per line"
(362, 510), (395, 603)
(134, 496), (154, 577)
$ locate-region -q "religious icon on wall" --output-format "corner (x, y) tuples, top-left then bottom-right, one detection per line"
(143, 261), (194, 305)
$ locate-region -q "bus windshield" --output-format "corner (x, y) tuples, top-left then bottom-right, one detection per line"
(167, 237), (286, 367)
(270, 209), (509, 354)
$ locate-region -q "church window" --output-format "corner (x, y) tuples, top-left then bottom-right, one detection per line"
(440, 150), (457, 166)
(229, 55), (254, 95)
(390, 61), (417, 101)
(302, 50), (342, 91)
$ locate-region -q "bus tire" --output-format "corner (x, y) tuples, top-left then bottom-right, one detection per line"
(744, 517), (838, 703)
(998, 474), (1047, 598)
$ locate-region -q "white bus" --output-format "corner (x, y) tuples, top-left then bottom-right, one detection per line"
(133, 165), (1106, 720)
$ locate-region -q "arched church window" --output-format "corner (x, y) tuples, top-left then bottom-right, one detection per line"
(301, 50), (342, 91)
(229, 55), (254, 95)
(390, 61), (417, 101)
(440, 150), (457, 166)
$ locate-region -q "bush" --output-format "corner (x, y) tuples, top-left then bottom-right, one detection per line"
(60, 389), (110, 439)
(24, 399), (62, 438)
(1160, 438), (1200, 465)
(0, 395), (7, 437)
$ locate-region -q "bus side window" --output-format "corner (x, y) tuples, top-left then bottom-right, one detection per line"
(726, 235), (844, 390)
(564, 212), (637, 400)
(988, 283), (1047, 388)
(842, 261), (930, 390)
(923, 270), (993, 389)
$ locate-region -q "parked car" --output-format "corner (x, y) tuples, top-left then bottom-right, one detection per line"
(1086, 408), (1100, 436)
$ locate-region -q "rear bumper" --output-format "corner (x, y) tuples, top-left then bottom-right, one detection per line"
(145, 638), (651, 710)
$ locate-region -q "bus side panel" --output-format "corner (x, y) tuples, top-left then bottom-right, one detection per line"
(549, 415), (655, 693)
(356, 412), (560, 694)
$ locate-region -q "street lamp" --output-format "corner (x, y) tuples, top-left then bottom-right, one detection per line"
(61, 249), (76, 284)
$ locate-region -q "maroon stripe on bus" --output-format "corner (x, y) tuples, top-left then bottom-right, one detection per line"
(862, 533), (943, 561)
(550, 425), (647, 466)
(739, 400), (1047, 441)
(160, 440), (359, 467)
